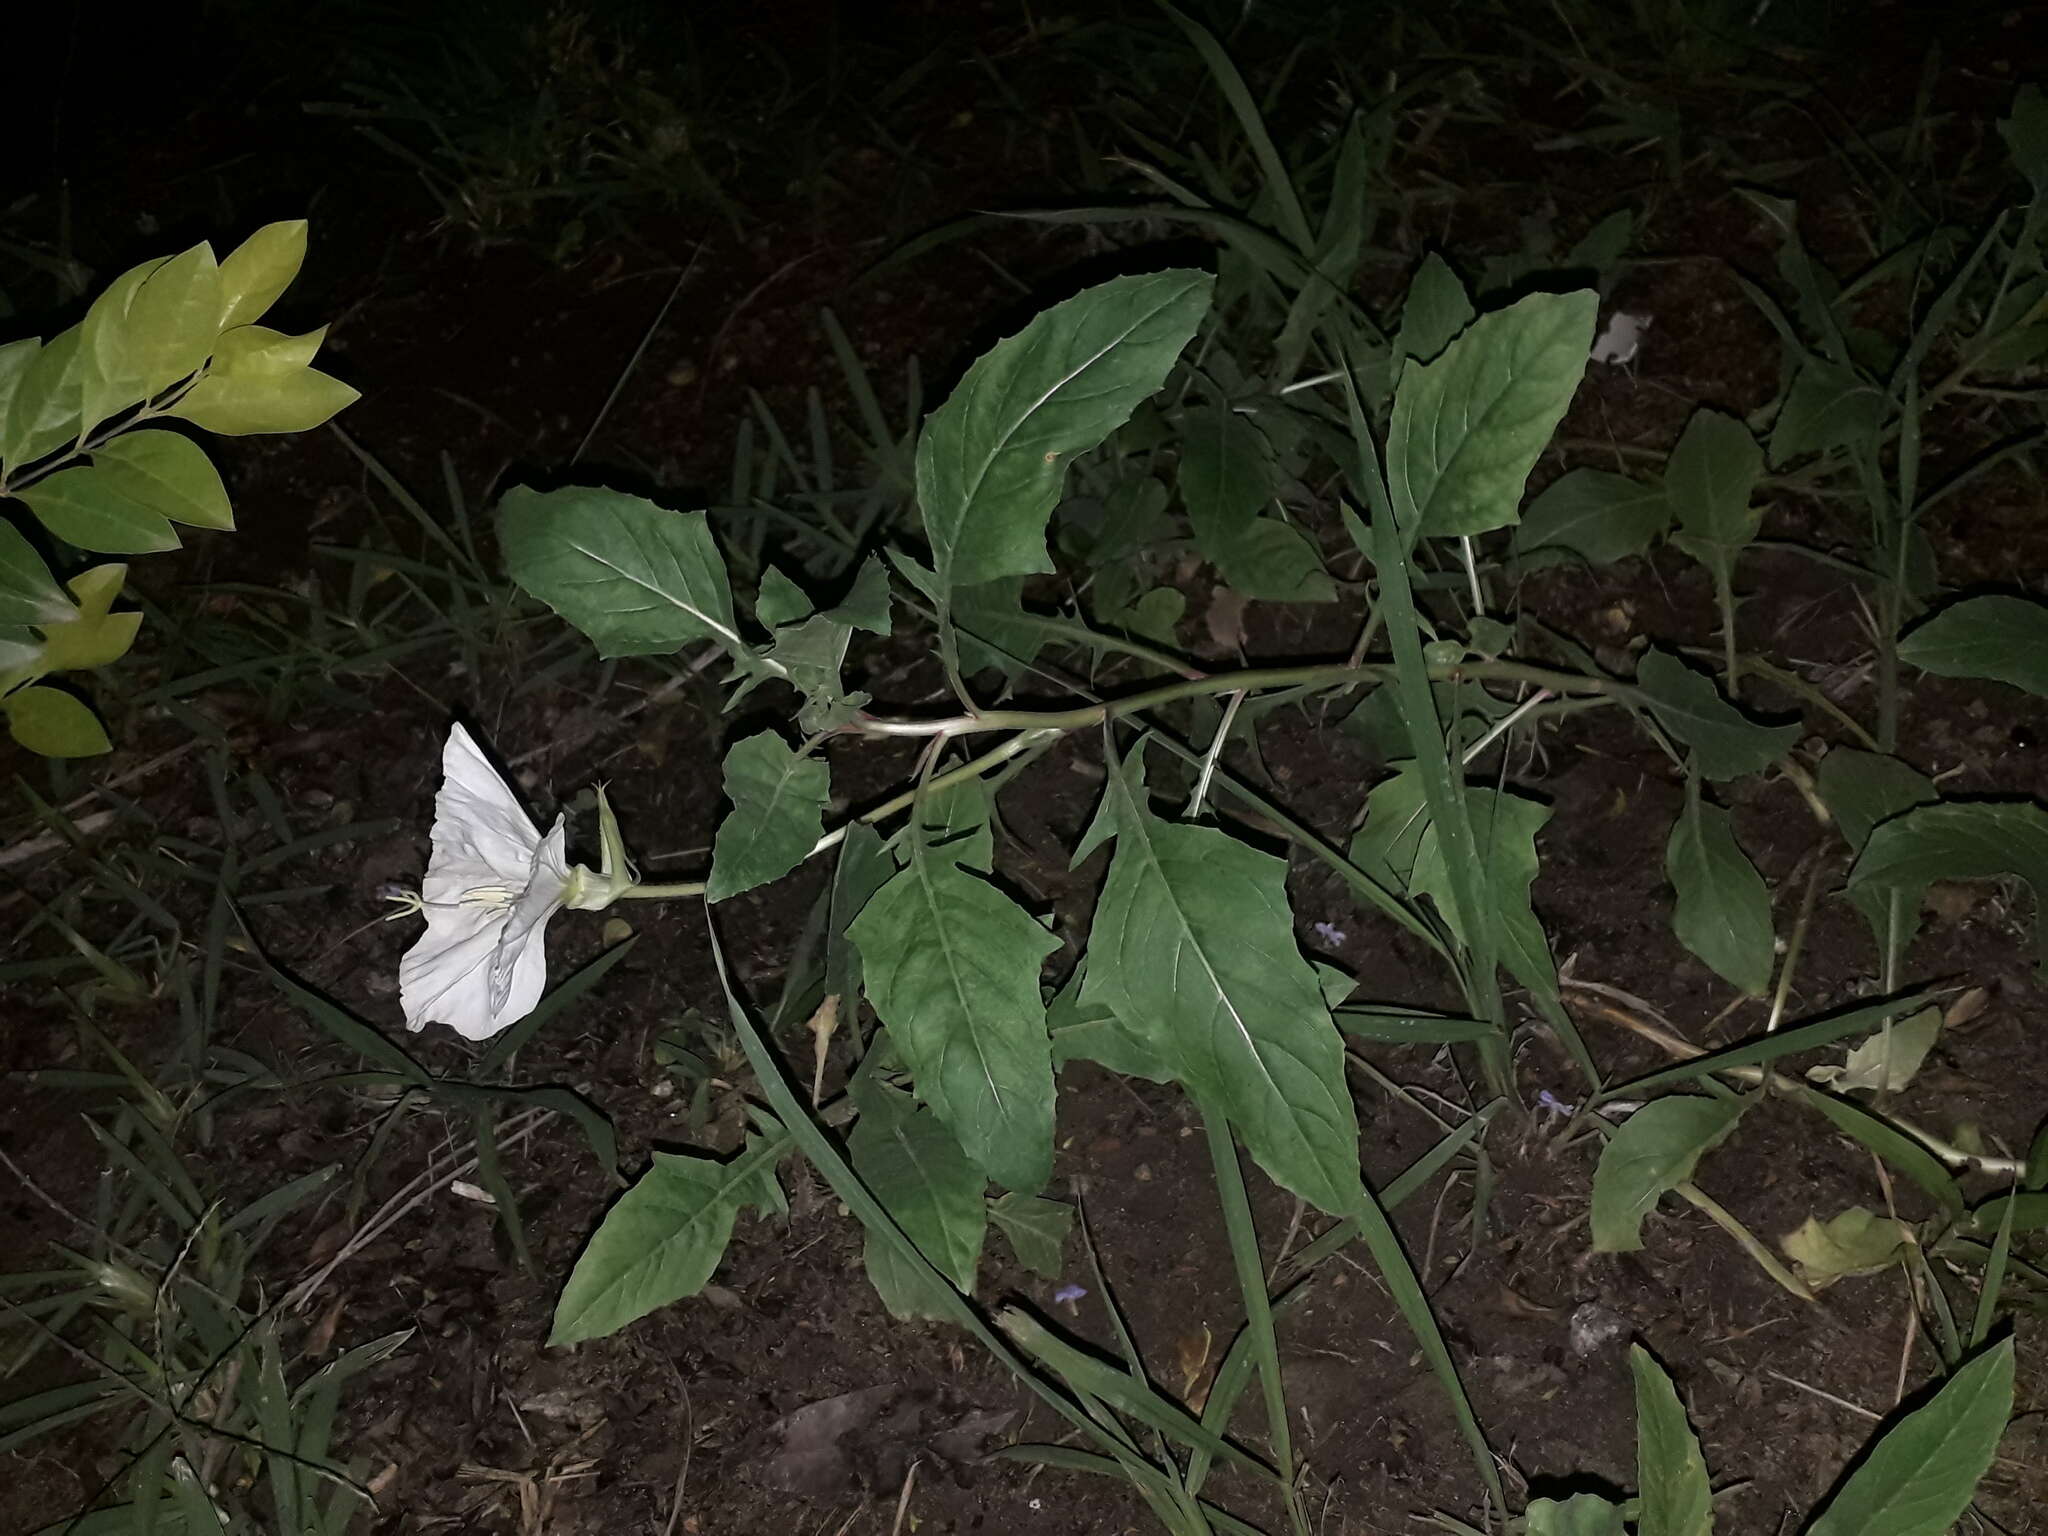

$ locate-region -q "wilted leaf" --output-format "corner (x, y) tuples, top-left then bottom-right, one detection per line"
(1807, 1007), (1942, 1094)
(1591, 1094), (1748, 1252)
(1781, 1208), (1913, 1290)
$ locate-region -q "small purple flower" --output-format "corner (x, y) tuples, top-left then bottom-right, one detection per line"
(1052, 1284), (1088, 1306)
(1312, 921), (1347, 947)
(1536, 1089), (1576, 1119)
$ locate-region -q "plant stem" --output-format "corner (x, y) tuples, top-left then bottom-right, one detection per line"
(1199, 1100), (1309, 1536)
(615, 880), (707, 899)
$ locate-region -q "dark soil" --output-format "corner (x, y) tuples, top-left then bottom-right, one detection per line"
(6, 5), (2048, 1534)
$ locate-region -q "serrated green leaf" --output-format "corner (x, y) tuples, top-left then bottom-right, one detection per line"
(753, 565), (812, 627)
(548, 1135), (785, 1346)
(1632, 1346), (1714, 1536)
(989, 1192), (1073, 1277)
(1806, 1339), (2012, 1536)
(90, 429), (233, 530)
(1667, 407), (1762, 552)
(1634, 649), (1797, 780)
(850, 851), (1059, 1193)
(1393, 252), (1474, 370)
(1081, 751), (1360, 1215)
(1667, 794), (1774, 995)
(1769, 358), (1885, 467)
(830, 553), (893, 635)
(1591, 1094), (1748, 1252)
(1781, 1207), (1913, 1290)
(1526, 1495), (1626, 1536)
(168, 324), (357, 434)
(1510, 467), (1669, 567)
(4, 685), (111, 757)
(14, 463), (180, 554)
(1387, 289), (1598, 537)
(1849, 801), (2048, 969)
(216, 220), (308, 330)
(849, 1084), (986, 1320)
(706, 732), (829, 903)
(1899, 595), (2048, 698)
(917, 269), (1212, 590)
(0, 520), (72, 625)
(499, 484), (742, 660)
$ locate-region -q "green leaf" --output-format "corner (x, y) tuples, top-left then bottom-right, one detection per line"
(1899, 595), (2048, 698)
(216, 221), (308, 330)
(36, 564), (140, 673)
(0, 338), (38, 444)
(1634, 650), (1797, 780)
(101, 243), (223, 403)
(548, 1134), (786, 1346)
(1849, 801), (2048, 968)
(14, 464), (180, 554)
(849, 848), (1059, 1193)
(1047, 966), (1176, 1083)
(499, 485), (743, 660)
(2001, 84), (2048, 194)
(706, 732), (830, 903)
(989, 1192), (1073, 1277)
(1666, 793), (1774, 995)
(1387, 289), (1599, 537)
(917, 269), (1212, 590)
(1179, 404), (1330, 600)
(1781, 1207), (1913, 1290)
(1411, 779), (1558, 996)
(1806, 1339), (2013, 1536)
(1591, 1094), (1748, 1251)
(1510, 468), (1669, 567)
(168, 324), (358, 435)
(903, 774), (994, 873)
(2, 328), (86, 467)
(1818, 749), (1938, 854)
(1632, 1345), (1714, 1536)
(1091, 474), (1173, 563)
(90, 430), (233, 530)
(0, 521), (73, 625)
(1393, 252), (1474, 370)
(1666, 407), (1762, 553)
(4, 685), (111, 757)
(754, 565), (811, 627)
(829, 553), (892, 634)
(1526, 1495), (1626, 1536)
(849, 1084), (987, 1320)
(826, 824), (894, 1010)
(1769, 358), (1885, 467)
(1080, 751), (1360, 1215)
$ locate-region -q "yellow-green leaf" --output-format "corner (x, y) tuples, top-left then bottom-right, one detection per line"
(4, 684), (111, 756)
(14, 464), (180, 554)
(170, 325), (358, 435)
(80, 255), (170, 429)
(216, 220), (308, 329)
(1781, 1208), (1913, 1290)
(124, 244), (223, 395)
(91, 430), (233, 530)
(36, 564), (139, 673)
(2, 328), (86, 467)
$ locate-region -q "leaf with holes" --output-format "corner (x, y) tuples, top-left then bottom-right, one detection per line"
(1592, 1094), (1748, 1252)
(500, 485), (743, 661)
(1387, 289), (1598, 537)
(1081, 749), (1359, 1214)
(707, 732), (830, 903)
(918, 269), (1211, 591)
(850, 846), (1059, 1193)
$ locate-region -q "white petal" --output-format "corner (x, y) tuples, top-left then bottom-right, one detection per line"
(422, 724), (544, 902)
(399, 903), (507, 1041)
(486, 817), (570, 1026)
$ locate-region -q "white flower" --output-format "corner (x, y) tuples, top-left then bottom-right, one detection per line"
(399, 723), (579, 1040)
